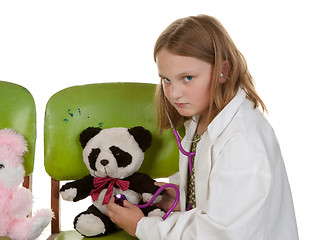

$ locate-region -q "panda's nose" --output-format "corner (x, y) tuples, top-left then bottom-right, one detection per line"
(100, 159), (109, 166)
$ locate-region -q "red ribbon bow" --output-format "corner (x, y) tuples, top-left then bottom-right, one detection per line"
(91, 176), (130, 205)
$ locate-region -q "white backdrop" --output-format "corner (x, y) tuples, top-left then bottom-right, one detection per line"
(1, 0), (325, 239)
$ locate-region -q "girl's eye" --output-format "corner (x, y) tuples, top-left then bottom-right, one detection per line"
(162, 77), (170, 83)
(184, 76), (193, 82)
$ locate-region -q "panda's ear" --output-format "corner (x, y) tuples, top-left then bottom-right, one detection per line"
(79, 127), (102, 148)
(128, 126), (152, 152)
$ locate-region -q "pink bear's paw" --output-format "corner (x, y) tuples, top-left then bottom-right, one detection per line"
(7, 219), (32, 240)
(7, 209), (53, 240)
(27, 209), (54, 240)
(10, 188), (33, 218)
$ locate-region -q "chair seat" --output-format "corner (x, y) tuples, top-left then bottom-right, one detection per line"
(48, 230), (137, 240)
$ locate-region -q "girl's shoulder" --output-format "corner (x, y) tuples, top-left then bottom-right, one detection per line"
(236, 98), (273, 136)
(210, 99), (279, 174)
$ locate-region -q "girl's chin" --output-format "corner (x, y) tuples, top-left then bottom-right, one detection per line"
(176, 108), (209, 120)
(175, 109), (193, 117)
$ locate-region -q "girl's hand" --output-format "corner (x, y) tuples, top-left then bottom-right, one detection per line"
(106, 196), (144, 237)
(154, 182), (180, 211)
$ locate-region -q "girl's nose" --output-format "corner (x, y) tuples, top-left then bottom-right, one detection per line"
(170, 83), (183, 100)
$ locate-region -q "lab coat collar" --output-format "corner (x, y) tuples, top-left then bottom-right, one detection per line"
(179, 117), (200, 210)
(207, 88), (247, 142)
(179, 89), (246, 210)
(183, 116), (200, 144)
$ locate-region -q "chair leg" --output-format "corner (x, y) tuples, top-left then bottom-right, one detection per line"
(22, 175), (33, 217)
(51, 178), (60, 234)
(23, 175), (32, 190)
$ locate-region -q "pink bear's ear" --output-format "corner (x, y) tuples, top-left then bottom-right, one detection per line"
(0, 128), (28, 158)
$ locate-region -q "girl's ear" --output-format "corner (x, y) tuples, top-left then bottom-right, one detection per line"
(219, 60), (229, 84)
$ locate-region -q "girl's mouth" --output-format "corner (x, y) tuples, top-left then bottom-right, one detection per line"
(175, 103), (187, 108)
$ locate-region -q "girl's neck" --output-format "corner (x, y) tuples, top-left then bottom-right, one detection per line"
(196, 114), (208, 135)
(196, 124), (206, 136)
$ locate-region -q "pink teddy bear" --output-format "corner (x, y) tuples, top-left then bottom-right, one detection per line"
(0, 128), (53, 240)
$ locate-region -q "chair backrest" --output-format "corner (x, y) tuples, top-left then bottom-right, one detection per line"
(44, 82), (179, 181)
(0, 81), (36, 176)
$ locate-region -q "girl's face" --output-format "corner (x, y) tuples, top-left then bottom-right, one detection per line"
(156, 48), (213, 120)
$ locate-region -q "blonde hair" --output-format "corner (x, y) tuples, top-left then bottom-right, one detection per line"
(154, 14), (267, 132)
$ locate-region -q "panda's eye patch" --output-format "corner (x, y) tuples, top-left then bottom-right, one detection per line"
(109, 146), (132, 168)
(89, 148), (101, 171)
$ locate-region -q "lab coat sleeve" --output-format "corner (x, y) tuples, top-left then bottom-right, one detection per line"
(168, 171), (180, 186)
(136, 134), (275, 240)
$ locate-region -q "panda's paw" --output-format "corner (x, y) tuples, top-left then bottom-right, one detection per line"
(148, 208), (165, 217)
(142, 193), (162, 204)
(75, 213), (106, 237)
(60, 188), (77, 201)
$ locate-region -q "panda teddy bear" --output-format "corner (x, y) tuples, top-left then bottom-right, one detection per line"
(60, 126), (165, 237)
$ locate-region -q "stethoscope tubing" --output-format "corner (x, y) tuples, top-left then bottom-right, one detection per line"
(136, 84), (196, 218)
(172, 129), (195, 173)
(136, 183), (180, 220)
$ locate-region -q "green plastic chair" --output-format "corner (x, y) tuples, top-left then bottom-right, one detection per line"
(0, 80), (36, 184)
(0, 80), (36, 240)
(44, 82), (179, 239)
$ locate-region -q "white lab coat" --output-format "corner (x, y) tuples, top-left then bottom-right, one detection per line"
(136, 89), (298, 240)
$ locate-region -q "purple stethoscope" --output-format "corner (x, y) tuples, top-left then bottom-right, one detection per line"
(114, 84), (195, 219)
(160, 84), (196, 175)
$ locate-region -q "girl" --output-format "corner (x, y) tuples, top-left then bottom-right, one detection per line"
(107, 14), (298, 239)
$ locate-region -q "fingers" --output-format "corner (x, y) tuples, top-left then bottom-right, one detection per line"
(152, 183), (181, 212)
(106, 197), (116, 223)
(106, 196), (144, 237)
(122, 199), (133, 208)
(154, 181), (168, 187)
(107, 196), (135, 216)
(107, 196), (122, 221)
(107, 195), (117, 207)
